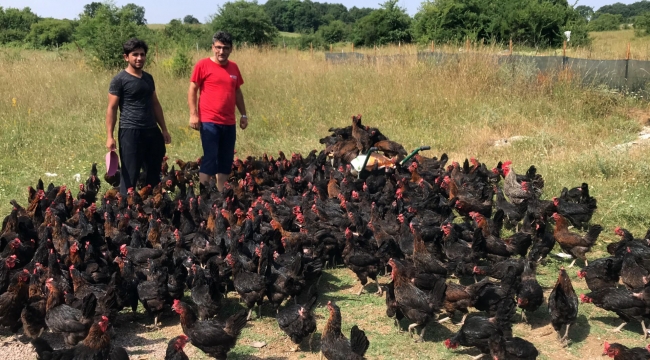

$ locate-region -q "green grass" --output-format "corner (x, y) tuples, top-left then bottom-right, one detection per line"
(2, 47), (650, 358)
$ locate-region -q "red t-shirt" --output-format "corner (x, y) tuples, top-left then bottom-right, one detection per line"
(190, 58), (244, 125)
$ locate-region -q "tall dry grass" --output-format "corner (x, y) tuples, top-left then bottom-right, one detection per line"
(2, 46), (650, 359)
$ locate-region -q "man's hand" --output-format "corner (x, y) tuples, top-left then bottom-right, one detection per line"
(106, 137), (116, 151)
(162, 130), (172, 144)
(239, 116), (248, 130)
(189, 114), (200, 131)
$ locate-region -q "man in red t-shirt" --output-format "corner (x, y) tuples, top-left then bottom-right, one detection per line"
(188, 31), (247, 191)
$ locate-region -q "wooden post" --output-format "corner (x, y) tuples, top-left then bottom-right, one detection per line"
(374, 45), (377, 58)
(509, 39), (513, 55)
(465, 38), (470, 52)
(310, 42), (313, 59)
(399, 41), (401, 54)
(330, 44), (333, 53)
(626, 42), (631, 59)
(431, 40), (434, 52)
(352, 43), (354, 52)
(563, 40), (566, 57)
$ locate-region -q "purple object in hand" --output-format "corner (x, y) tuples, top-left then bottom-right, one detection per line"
(105, 150), (119, 176)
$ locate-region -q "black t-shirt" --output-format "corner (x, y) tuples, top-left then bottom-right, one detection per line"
(108, 70), (157, 129)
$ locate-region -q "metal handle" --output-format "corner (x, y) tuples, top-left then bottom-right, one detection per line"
(399, 146), (431, 166)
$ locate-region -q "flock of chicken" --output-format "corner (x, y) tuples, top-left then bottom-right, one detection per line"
(0, 114), (648, 359)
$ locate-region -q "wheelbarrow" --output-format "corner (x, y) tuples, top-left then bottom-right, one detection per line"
(350, 145), (431, 180)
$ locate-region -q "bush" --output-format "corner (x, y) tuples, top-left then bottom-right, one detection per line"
(635, 12), (650, 36)
(350, 0), (412, 47)
(75, 3), (151, 69)
(26, 18), (75, 48)
(317, 20), (349, 43)
(210, 1), (278, 45)
(0, 7), (40, 44)
(170, 48), (192, 77)
(588, 13), (623, 31)
(414, 0), (586, 47)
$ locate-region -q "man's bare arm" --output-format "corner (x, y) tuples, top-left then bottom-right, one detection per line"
(188, 82), (200, 130)
(106, 94), (119, 150)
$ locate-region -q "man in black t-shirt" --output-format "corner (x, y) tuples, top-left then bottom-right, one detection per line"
(106, 38), (171, 195)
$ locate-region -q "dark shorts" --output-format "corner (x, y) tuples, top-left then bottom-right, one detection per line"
(199, 122), (236, 175)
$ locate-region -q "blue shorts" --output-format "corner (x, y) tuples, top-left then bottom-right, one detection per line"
(199, 123), (236, 175)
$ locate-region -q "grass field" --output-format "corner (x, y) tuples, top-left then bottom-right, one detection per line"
(2, 44), (650, 358)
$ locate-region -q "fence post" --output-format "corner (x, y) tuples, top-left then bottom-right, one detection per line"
(399, 41), (401, 54)
(509, 39), (513, 55)
(431, 40), (434, 53)
(465, 38), (470, 52)
(330, 44), (332, 53)
(625, 42), (631, 87)
(310, 42), (313, 59)
(352, 43), (354, 53)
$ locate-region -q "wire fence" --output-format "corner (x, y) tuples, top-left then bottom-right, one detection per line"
(325, 51), (650, 94)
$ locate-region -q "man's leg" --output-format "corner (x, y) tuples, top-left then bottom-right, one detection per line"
(199, 123), (218, 188)
(142, 128), (166, 188)
(215, 124), (236, 193)
(118, 128), (144, 195)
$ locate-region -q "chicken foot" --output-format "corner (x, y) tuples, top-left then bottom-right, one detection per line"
(559, 324), (572, 347)
(470, 355), (485, 360)
(414, 327), (426, 343)
(521, 310), (528, 323)
(608, 321), (627, 333)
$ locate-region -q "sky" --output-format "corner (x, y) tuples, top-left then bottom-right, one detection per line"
(0, 0), (641, 23)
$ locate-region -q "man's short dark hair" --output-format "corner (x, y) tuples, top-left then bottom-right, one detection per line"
(123, 38), (149, 55)
(212, 31), (233, 46)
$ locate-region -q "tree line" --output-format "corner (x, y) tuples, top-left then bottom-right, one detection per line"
(1, 0), (598, 69)
(576, 1), (650, 34)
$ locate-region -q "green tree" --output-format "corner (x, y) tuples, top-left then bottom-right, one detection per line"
(290, 0), (321, 32)
(587, 13), (622, 31)
(26, 18), (76, 48)
(263, 0), (293, 31)
(75, 3), (150, 69)
(414, 0), (589, 47)
(0, 7), (40, 44)
(164, 19), (212, 48)
(350, 0), (412, 46)
(121, 3), (147, 25)
(575, 5), (594, 22)
(317, 19), (348, 43)
(82, 2), (106, 18)
(210, 1), (278, 45)
(635, 11), (650, 36)
(183, 15), (200, 24)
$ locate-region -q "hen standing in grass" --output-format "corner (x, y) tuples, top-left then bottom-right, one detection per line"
(548, 268), (579, 346)
(172, 300), (248, 360)
(320, 301), (369, 360)
(277, 287), (318, 351)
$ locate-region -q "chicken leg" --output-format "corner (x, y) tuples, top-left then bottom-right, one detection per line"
(407, 323), (419, 338)
(521, 310), (527, 323)
(247, 308), (253, 321)
(458, 314), (467, 326)
(375, 278), (383, 296)
(608, 321), (627, 333)
(642, 320), (648, 340)
(415, 328), (426, 343)
(567, 259), (577, 268)
(437, 317), (451, 324)
(356, 282), (366, 296)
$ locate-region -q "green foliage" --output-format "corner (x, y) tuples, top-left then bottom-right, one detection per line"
(575, 5), (594, 22)
(170, 48), (192, 77)
(263, 0), (321, 32)
(588, 13), (623, 31)
(317, 20), (349, 43)
(350, 0), (412, 46)
(26, 18), (76, 48)
(121, 3), (147, 25)
(0, 7), (40, 44)
(163, 19), (212, 49)
(414, 0), (588, 47)
(634, 12), (650, 36)
(183, 15), (200, 24)
(210, 1), (278, 45)
(596, 1), (650, 21)
(75, 3), (151, 69)
(562, 18), (591, 47)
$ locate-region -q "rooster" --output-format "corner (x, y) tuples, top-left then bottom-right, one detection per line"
(552, 213), (602, 267)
